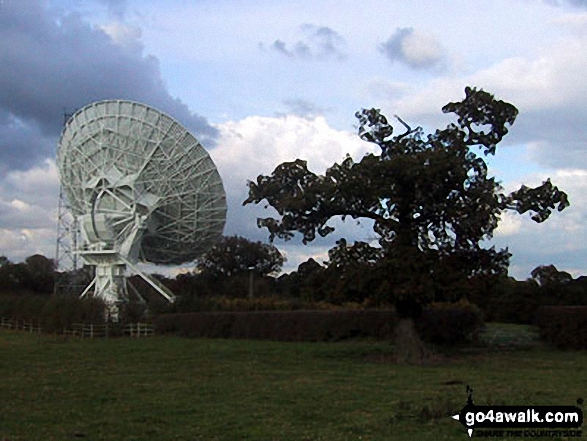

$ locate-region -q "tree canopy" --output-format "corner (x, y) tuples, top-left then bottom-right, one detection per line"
(197, 235), (285, 279)
(244, 87), (569, 317)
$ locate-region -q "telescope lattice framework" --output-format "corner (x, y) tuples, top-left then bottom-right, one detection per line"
(57, 100), (226, 318)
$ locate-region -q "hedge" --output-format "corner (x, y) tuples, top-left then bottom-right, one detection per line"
(154, 309), (398, 342)
(0, 294), (105, 332)
(537, 306), (587, 349)
(417, 301), (484, 345)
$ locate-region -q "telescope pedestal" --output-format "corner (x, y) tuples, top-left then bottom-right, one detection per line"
(79, 250), (129, 321)
(79, 249), (175, 321)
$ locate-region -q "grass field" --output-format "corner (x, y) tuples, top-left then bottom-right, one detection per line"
(0, 327), (585, 441)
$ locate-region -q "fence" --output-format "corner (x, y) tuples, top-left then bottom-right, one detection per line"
(0, 317), (154, 339)
(65, 323), (110, 339)
(125, 322), (154, 337)
(0, 317), (42, 333)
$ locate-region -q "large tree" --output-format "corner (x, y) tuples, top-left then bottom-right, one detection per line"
(244, 88), (568, 359)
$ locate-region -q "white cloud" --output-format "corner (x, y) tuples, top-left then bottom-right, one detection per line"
(401, 30), (445, 68)
(2, 159), (60, 208)
(0, 159), (60, 261)
(494, 211), (524, 237)
(98, 21), (143, 52)
(281, 245), (330, 272)
(0, 227), (56, 261)
(212, 114), (375, 197)
(492, 168), (587, 278)
(552, 11), (587, 29)
(367, 28), (587, 176)
(371, 25), (582, 114)
(209, 114), (379, 269)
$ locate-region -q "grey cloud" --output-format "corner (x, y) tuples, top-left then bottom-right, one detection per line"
(0, 0), (217, 172)
(278, 99), (327, 118)
(0, 199), (54, 229)
(511, 107), (587, 169)
(379, 28), (413, 63)
(97, 0), (128, 19)
(379, 27), (445, 70)
(493, 214), (587, 279)
(270, 39), (312, 59)
(0, 111), (53, 174)
(301, 24), (347, 60)
(267, 24), (347, 61)
(546, 0), (587, 7)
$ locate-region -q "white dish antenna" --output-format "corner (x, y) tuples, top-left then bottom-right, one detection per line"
(57, 100), (226, 318)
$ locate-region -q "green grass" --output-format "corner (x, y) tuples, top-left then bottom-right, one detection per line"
(0, 327), (585, 441)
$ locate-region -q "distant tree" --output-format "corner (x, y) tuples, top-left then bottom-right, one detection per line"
(0, 257), (17, 292)
(24, 254), (55, 294)
(245, 87), (569, 362)
(275, 258), (324, 299)
(530, 264), (573, 287)
(297, 257), (323, 277)
(197, 235), (285, 279)
(530, 264), (578, 307)
(326, 238), (383, 268)
(0, 254), (55, 294)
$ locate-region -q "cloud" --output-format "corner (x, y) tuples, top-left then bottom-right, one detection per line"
(489, 168), (587, 279)
(363, 78), (412, 102)
(546, 0), (587, 8)
(366, 27), (587, 173)
(265, 24), (347, 60)
(0, 227), (57, 262)
(270, 39), (312, 59)
(494, 211), (524, 237)
(278, 99), (327, 118)
(379, 27), (445, 70)
(0, 159), (59, 261)
(552, 11), (587, 29)
(97, 0), (129, 19)
(0, 0), (217, 172)
(98, 21), (143, 52)
(210, 115), (378, 271)
(2, 159), (60, 208)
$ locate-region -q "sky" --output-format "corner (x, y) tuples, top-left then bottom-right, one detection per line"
(1, 0), (587, 279)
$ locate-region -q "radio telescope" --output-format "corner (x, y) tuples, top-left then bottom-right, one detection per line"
(57, 100), (226, 319)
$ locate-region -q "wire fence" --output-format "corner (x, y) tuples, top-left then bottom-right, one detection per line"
(0, 317), (154, 339)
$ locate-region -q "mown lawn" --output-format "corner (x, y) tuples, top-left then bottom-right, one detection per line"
(0, 328), (585, 440)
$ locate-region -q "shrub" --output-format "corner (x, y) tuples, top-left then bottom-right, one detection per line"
(171, 294), (379, 313)
(0, 293), (106, 332)
(0, 293), (47, 321)
(154, 309), (398, 342)
(40, 296), (105, 332)
(416, 300), (484, 345)
(537, 306), (587, 349)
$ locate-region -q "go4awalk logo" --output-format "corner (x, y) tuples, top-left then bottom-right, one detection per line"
(451, 386), (584, 438)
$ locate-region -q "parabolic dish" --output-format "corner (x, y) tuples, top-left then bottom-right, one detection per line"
(57, 100), (226, 265)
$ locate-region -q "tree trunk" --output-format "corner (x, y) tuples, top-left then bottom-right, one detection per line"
(394, 317), (430, 365)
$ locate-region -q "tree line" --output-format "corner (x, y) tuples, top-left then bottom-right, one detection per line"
(1, 241), (585, 325)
